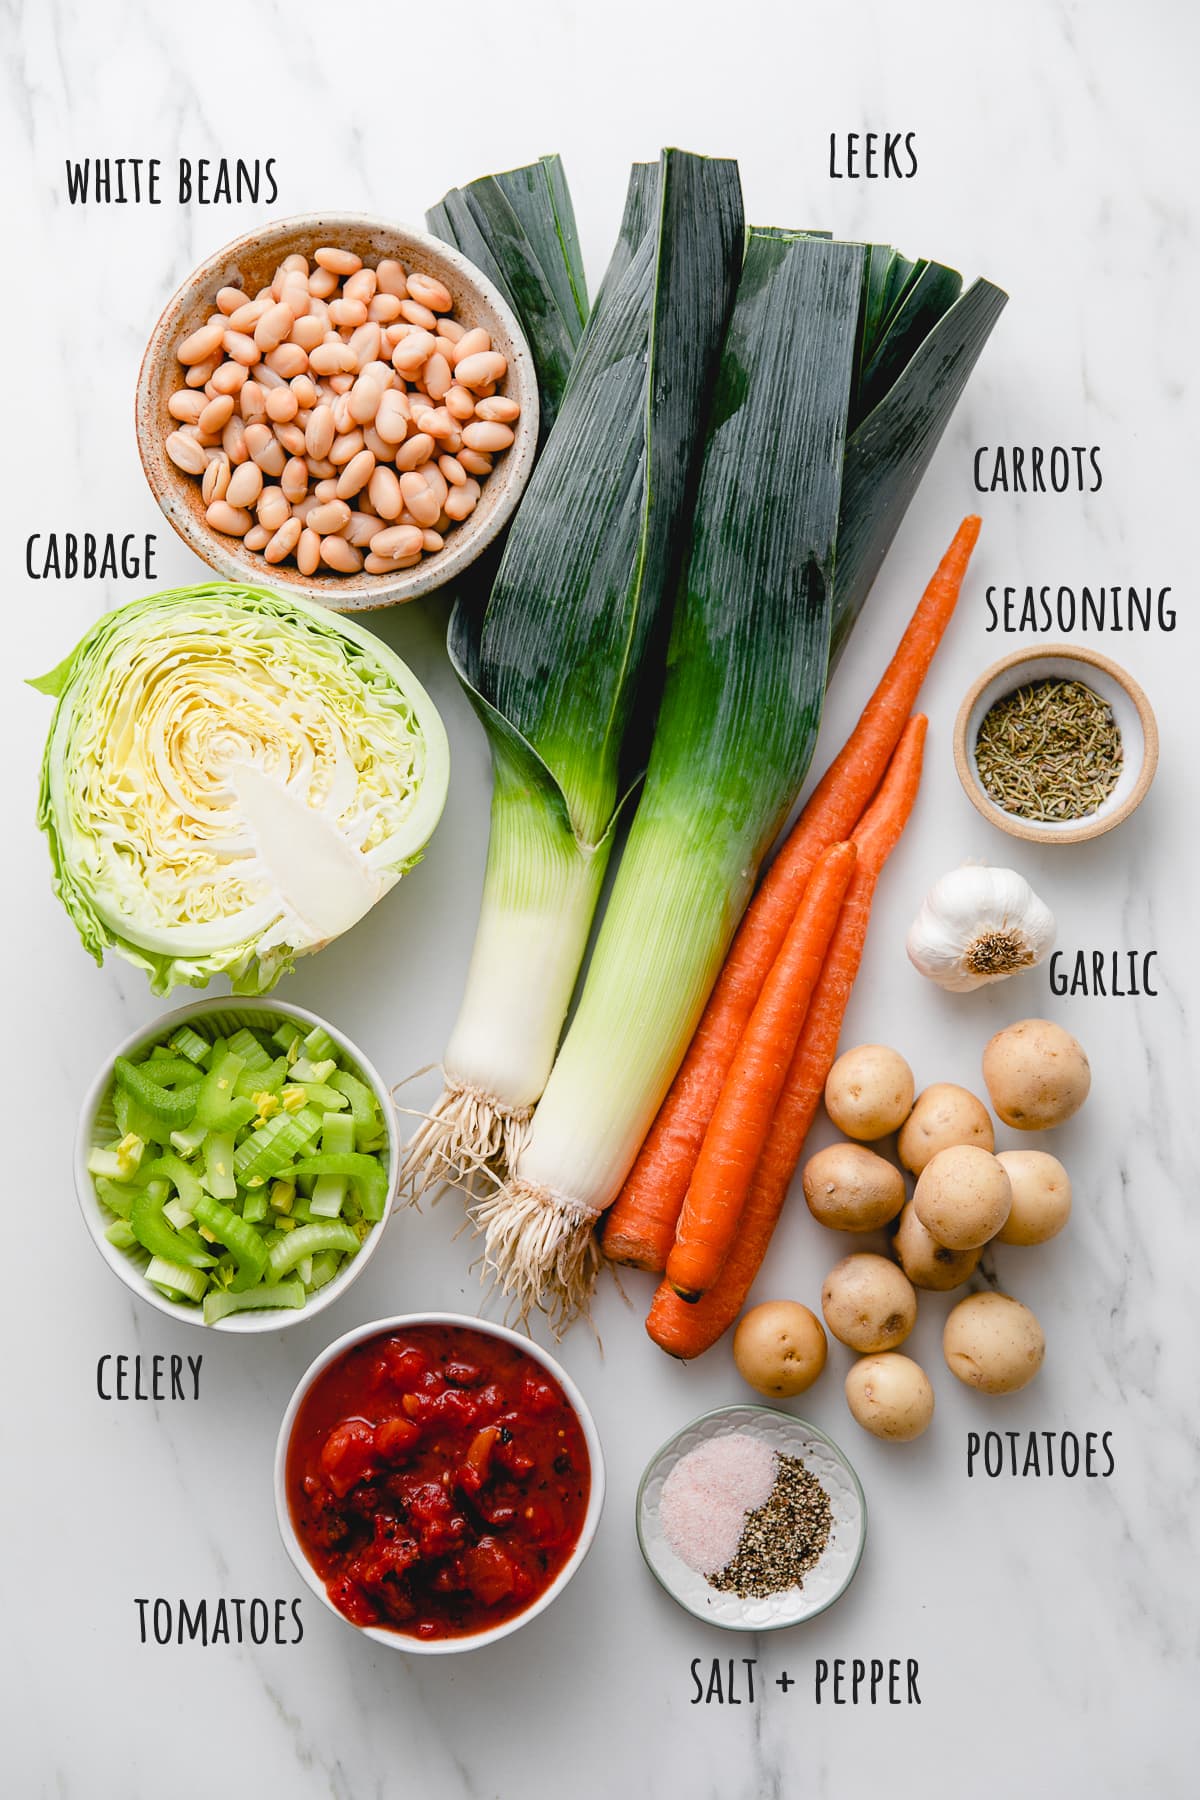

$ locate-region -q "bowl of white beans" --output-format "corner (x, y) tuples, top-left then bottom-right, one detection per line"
(136, 213), (540, 611)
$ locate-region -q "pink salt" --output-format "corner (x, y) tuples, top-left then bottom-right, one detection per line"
(659, 1434), (777, 1576)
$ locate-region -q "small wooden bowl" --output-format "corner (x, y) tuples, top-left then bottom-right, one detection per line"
(953, 644), (1158, 844)
(136, 213), (539, 612)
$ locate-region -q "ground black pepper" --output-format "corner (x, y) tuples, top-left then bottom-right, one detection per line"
(709, 1453), (832, 1599)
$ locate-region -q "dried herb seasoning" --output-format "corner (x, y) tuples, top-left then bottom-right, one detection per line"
(710, 1453), (832, 1599)
(975, 677), (1122, 822)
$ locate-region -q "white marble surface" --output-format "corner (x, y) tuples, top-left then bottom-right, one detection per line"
(4, 1), (1198, 1795)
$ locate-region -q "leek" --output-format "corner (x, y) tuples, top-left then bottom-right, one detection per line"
(404, 151), (745, 1194)
(478, 230), (1006, 1324)
(427, 154), (588, 434)
(476, 230), (865, 1323)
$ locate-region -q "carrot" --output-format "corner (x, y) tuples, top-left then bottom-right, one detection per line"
(646, 714), (927, 1360)
(664, 841), (857, 1302)
(602, 519), (979, 1271)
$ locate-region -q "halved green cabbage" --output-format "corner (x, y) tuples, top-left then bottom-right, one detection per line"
(34, 583), (450, 994)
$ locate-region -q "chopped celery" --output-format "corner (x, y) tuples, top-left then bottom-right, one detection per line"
(302, 1025), (338, 1063)
(169, 1024), (212, 1065)
(291, 1056), (338, 1084)
(202, 1130), (238, 1201)
(114, 1057), (199, 1127)
(290, 1153), (389, 1221)
(114, 1086), (159, 1145)
(88, 1137), (144, 1181)
(93, 1013), (387, 1316)
(310, 1113), (355, 1218)
(234, 1105), (324, 1183)
(130, 1188), (216, 1269)
(241, 1185), (269, 1224)
(169, 1122), (208, 1157)
(268, 1179), (295, 1214)
(328, 1070), (380, 1147)
(299, 1082), (349, 1112)
(143, 1151), (204, 1214)
(94, 1175), (141, 1219)
(307, 1250), (340, 1292)
(234, 1055), (286, 1101)
(131, 1055), (201, 1087)
(195, 1049), (248, 1131)
(203, 1281), (304, 1324)
(266, 1220), (358, 1281)
(191, 1193), (269, 1292)
(227, 1027), (273, 1071)
(145, 1257), (209, 1304)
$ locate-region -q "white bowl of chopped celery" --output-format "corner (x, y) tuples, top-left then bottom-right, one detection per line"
(75, 998), (398, 1331)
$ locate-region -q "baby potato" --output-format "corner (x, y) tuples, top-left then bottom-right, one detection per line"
(824, 1044), (915, 1141)
(733, 1300), (828, 1397)
(995, 1150), (1072, 1245)
(913, 1143), (1012, 1250)
(844, 1352), (934, 1442)
(898, 1083), (994, 1174)
(822, 1253), (917, 1353)
(982, 1019), (1091, 1130)
(802, 1142), (907, 1232)
(943, 1292), (1045, 1394)
(894, 1200), (982, 1291)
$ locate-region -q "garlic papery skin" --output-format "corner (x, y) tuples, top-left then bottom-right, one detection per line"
(906, 866), (1056, 992)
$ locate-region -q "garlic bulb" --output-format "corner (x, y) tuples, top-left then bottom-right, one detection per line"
(906, 866), (1056, 992)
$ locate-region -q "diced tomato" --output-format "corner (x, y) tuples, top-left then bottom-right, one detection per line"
(319, 1418), (377, 1499)
(457, 1425), (499, 1495)
(376, 1417), (421, 1461)
(287, 1324), (590, 1643)
(460, 1539), (524, 1608)
(519, 1372), (561, 1415)
(495, 1434), (536, 1478)
(382, 1343), (429, 1386)
(520, 1497), (565, 1545)
(442, 1360), (482, 1387)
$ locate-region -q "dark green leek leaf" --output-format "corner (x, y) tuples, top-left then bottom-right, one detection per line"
(427, 155), (587, 433)
(589, 162), (659, 319)
(472, 150), (745, 847)
(832, 275), (1008, 665)
(491, 158), (588, 340)
(853, 258), (963, 427)
(635, 229), (863, 867)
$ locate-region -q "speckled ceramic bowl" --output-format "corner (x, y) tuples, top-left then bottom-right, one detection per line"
(953, 644), (1158, 845)
(636, 1405), (867, 1631)
(136, 213), (539, 612)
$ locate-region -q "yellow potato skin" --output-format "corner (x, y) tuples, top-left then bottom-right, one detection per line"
(733, 1300), (828, 1397)
(898, 1083), (994, 1174)
(802, 1142), (907, 1232)
(894, 1201), (983, 1291)
(913, 1144), (1012, 1250)
(845, 1353), (935, 1441)
(996, 1150), (1072, 1245)
(943, 1293), (1045, 1394)
(825, 1044), (915, 1141)
(982, 1019), (1090, 1131)
(822, 1254), (917, 1353)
